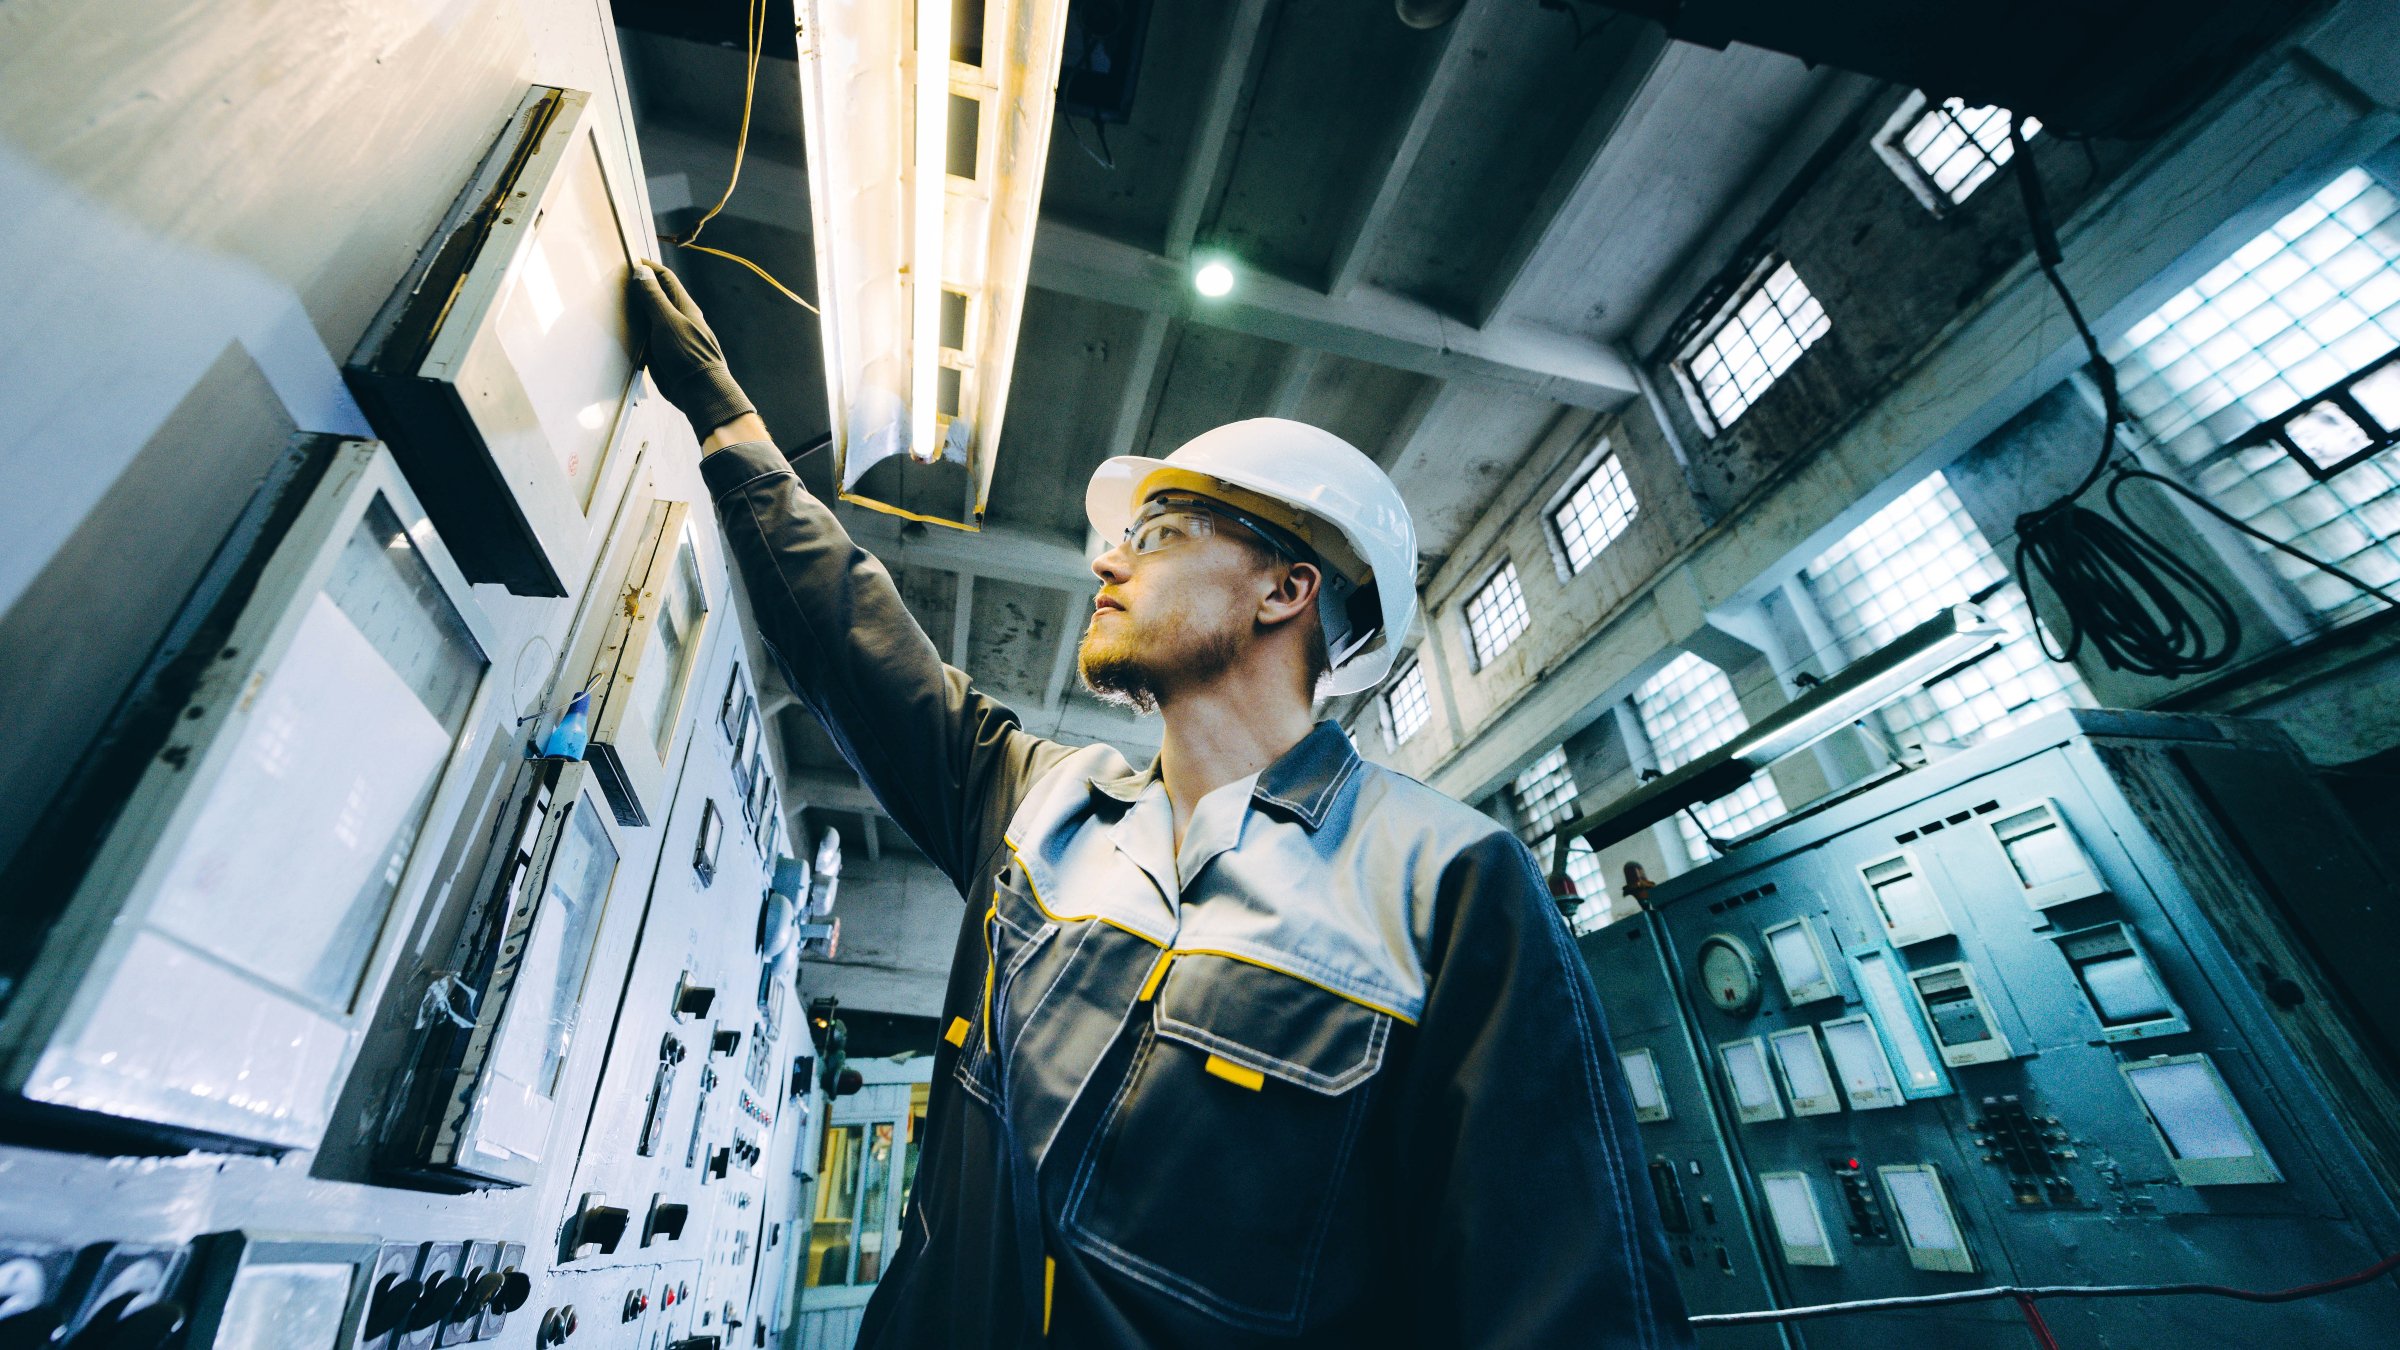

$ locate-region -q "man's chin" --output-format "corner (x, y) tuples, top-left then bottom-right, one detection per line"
(1078, 641), (1161, 715)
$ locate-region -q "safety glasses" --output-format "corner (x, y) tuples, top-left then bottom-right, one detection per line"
(1123, 494), (1305, 563)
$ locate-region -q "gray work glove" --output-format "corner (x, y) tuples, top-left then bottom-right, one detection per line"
(631, 261), (758, 437)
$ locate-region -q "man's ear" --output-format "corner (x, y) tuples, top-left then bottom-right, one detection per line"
(1256, 560), (1321, 628)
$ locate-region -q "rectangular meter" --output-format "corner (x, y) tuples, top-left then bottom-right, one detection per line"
(2052, 922), (2188, 1041)
(1619, 1047), (1671, 1123)
(2119, 1053), (2283, 1186)
(1719, 1037), (1787, 1124)
(388, 762), (624, 1188)
(0, 439), (497, 1152)
(347, 85), (645, 597)
(1849, 949), (1951, 1097)
(577, 497), (712, 827)
(1768, 1026), (1843, 1116)
(1909, 962), (2014, 1066)
(1819, 1016), (1904, 1110)
(1987, 798), (2106, 909)
(1877, 1165), (1975, 1273)
(1758, 1172), (1838, 1267)
(179, 1231), (377, 1350)
(1857, 850), (1952, 946)
(1762, 917), (1840, 1005)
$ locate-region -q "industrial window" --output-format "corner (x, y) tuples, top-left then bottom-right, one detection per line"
(1512, 747), (1579, 839)
(1632, 652), (1787, 863)
(2110, 167), (2400, 622)
(1380, 660), (1432, 746)
(1464, 562), (1532, 667)
(1680, 259), (1831, 431)
(1552, 453), (1640, 574)
(1802, 472), (2089, 751)
(1875, 93), (2038, 212)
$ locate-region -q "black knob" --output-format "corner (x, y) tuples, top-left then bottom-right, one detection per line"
(708, 1148), (730, 1179)
(461, 1271), (507, 1318)
(674, 980), (717, 1019)
(491, 1269), (532, 1315)
(407, 1275), (464, 1332)
(712, 1029), (741, 1056)
(364, 1273), (423, 1337)
(573, 1204), (630, 1256)
(69, 1297), (185, 1350)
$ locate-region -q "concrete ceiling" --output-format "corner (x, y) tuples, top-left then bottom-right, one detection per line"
(617, 0), (1856, 837)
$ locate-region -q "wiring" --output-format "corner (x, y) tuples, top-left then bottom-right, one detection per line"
(2005, 116), (2395, 678)
(664, 0), (819, 315)
(1066, 115), (1116, 170)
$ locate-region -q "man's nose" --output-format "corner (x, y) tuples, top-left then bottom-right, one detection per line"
(1092, 541), (1131, 583)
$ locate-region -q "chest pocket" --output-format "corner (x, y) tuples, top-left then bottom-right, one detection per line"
(1062, 953), (1392, 1333)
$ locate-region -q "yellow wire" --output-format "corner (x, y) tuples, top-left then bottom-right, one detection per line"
(669, 0), (819, 317)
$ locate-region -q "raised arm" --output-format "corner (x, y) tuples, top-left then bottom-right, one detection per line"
(633, 264), (1075, 892)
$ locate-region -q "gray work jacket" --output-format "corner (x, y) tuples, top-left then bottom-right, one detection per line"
(702, 440), (1690, 1349)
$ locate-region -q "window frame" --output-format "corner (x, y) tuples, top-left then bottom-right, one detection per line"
(1379, 658), (1432, 747)
(1672, 254), (1831, 436)
(1544, 442), (1641, 579)
(1871, 90), (2037, 216)
(1461, 560), (1532, 671)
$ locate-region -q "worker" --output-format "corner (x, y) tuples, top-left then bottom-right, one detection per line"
(633, 264), (1690, 1349)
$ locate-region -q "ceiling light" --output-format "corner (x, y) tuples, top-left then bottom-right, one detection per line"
(1193, 260), (1235, 298)
(795, 0), (1072, 529)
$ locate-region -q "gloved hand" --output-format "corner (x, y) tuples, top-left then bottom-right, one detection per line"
(630, 261), (758, 437)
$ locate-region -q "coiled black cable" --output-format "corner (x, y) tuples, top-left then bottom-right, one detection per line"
(2003, 118), (2397, 678)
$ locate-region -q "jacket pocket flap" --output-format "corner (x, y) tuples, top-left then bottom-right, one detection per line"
(1154, 955), (1390, 1095)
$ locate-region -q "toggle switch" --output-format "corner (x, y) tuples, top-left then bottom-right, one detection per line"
(673, 975), (716, 1020)
(644, 1199), (690, 1246)
(711, 1029), (741, 1056)
(563, 1195), (630, 1260)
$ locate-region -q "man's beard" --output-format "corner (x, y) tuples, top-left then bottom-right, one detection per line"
(1077, 611), (1244, 714)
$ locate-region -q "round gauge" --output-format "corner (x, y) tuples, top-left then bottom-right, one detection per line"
(1697, 935), (1762, 1015)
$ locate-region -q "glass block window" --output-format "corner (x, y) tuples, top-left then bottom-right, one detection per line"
(1512, 747), (1579, 839)
(1464, 562), (1531, 667)
(1632, 652), (1787, 863)
(1379, 661), (1431, 746)
(1803, 472), (2089, 751)
(2109, 167), (2400, 622)
(1883, 96), (2038, 209)
(1682, 260), (1831, 430)
(1553, 454), (1640, 573)
(1557, 837), (1614, 935)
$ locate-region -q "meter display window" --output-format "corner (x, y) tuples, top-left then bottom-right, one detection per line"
(1910, 962), (2013, 1066)
(1719, 1037), (1786, 1123)
(637, 528), (709, 752)
(1989, 799), (2105, 909)
(496, 797), (619, 1098)
(489, 130), (635, 511)
(1849, 950), (1950, 1096)
(1759, 1172), (1837, 1266)
(1878, 1165), (1974, 1272)
(1819, 1015), (1903, 1110)
(1762, 917), (1838, 1005)
(179, 1233), (378, 1350)
(151, 496), (482, 1009)
(1768, 1026), (1842, 1116)
(2120, 1054), (2282, 1185)
(1, 442), (496, 1152)
(2053, 922), (2188, 1041)
(1858, 851), (1951, 946)
(1619, 1047), (1670, 1123)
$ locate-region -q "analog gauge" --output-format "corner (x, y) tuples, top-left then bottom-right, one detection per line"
(1698, 935), (1762, 1015)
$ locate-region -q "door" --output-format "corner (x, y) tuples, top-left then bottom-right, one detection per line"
(787, 1056), (934, 1350)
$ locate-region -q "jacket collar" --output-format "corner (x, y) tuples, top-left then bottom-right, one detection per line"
(1086, 720), (1359, 833)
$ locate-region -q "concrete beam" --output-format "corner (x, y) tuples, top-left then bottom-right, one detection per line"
(949, 571), (976, 667)
(1325, 0), (1501, 299)
(639, 119), (1638, 408)
(1166, 0), (1275, 259)
(1031, 222), (1640, 410)
(1474, 23), (1674, 328)
(1043, 589), (1089, 711)
(1104, 311), (1173, 460)
(1266, 346), (1320, 420)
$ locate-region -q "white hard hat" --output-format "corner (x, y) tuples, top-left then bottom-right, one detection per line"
(1085, 418), (1418, 697)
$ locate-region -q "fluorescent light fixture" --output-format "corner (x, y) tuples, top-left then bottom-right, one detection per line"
(1193, 259), (1235, 297)
(795, 0), (1072, 528)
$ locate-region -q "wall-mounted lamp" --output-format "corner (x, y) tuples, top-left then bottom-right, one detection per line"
(795, 0), (1073, 529)
(1193, 260), (1235, 298)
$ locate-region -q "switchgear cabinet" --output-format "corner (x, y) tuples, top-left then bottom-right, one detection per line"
(1580, 708), (2400, 1348)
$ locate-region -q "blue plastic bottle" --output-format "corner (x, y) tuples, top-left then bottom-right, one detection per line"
(541, 690), (592, 761)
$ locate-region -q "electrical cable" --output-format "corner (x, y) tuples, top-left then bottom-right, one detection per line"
(1067, 116), (1116, 170)
(2004, 116), (2395, 678)
(664, 0), (820, 315)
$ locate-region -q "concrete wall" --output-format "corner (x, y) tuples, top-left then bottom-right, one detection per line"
(795, 844), (960, 1020)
